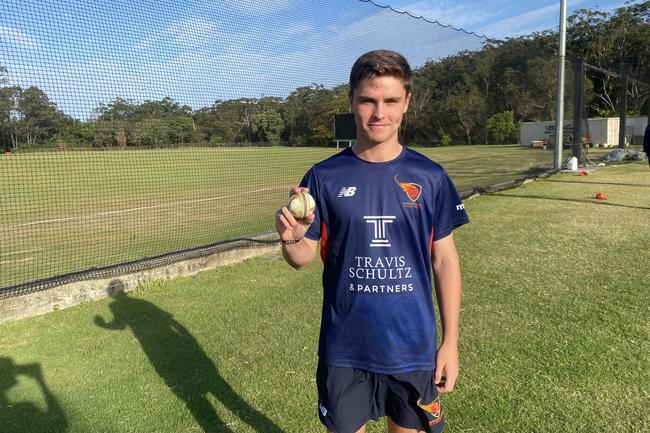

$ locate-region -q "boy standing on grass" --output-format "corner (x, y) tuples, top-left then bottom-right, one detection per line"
(275, 50), (469, 433)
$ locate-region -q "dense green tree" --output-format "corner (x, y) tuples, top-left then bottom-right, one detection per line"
(486, 111), (518, 144)
(413, 52), (489, 144)
(166, 116), (196, 145)
(53, 120), (96, 147)
(284, 84), (349, 145)
(403, 74), (435, 144)
(568, 3), (650, 115)
(248, 97), (285, 144)
(132, 97), (192, 119)
(93, 97), (136, 146)
(0, 67), (21, 150)
(17, 87), (67, 145)
(93, 97), (197, 146)
(95, 97), (136, 122)
(194, 98), (253, 144)
(3, 3), (648, 148)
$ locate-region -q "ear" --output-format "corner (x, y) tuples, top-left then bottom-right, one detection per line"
(403, 92), (412, 113)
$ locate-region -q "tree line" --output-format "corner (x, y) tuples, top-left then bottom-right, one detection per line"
(1, 3), (648, 150)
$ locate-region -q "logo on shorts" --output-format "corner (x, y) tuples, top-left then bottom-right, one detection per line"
(318, 402), (328, 417)
(417, 396), (443, 425)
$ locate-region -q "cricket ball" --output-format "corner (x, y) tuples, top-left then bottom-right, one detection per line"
(288, 192), (315, 219)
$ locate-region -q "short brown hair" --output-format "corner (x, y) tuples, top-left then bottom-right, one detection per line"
(349, 50), (413, 96)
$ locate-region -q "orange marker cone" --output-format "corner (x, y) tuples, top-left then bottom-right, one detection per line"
(596, 193), (606, 200)
(579, 171), (588, 176)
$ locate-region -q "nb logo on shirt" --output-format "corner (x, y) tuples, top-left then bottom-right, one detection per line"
(337, 186), (357, 197)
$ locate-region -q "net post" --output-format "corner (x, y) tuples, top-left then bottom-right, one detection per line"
(572, 59), (584, 164)
(554, 0), (568, 171)
(619, 66), (628, 149)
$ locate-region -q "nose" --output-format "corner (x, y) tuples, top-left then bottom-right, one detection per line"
(373, 102), (385, 119)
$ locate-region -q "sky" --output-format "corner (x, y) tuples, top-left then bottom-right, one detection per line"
(382, 0), (630, 38)
(0, 0), (634, 119)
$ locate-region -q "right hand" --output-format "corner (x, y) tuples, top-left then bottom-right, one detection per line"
(275, 186), (315, 242)
(94, 315), (106, 327)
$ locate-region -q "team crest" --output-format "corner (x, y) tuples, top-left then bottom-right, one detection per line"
(394, 175), (422, 203)
(417, 396), (443, 425)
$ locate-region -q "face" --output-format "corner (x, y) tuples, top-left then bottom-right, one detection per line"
(350, 75), (411, 147)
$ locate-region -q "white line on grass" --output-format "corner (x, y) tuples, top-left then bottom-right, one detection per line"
(0, 249), (40, 257)
(0, 257), (34, 265)
(0, 186), (289, 232)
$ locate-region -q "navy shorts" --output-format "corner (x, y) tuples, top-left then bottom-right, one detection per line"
(316, 362), (445, 433)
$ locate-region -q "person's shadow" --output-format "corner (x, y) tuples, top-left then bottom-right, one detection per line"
(94, 281), (284, 433)
(0, 357), (68, 433)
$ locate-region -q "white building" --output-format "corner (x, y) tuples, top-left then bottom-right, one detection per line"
(519, 116), (648, 147)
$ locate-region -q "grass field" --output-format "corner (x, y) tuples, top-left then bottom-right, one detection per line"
(1, 161), (648, 432)
(1, 144), (623, 290)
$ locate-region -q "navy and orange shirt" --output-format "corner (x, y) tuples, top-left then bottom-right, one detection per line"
(301, 146), (469, 374)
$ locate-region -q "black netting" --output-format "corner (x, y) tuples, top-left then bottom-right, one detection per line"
(0, 0), (487, 295)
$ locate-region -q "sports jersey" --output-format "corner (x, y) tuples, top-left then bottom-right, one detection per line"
(301, 146), (469, 374)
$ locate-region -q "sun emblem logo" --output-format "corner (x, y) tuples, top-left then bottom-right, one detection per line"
(394, 175), (422, 203)
(417, 396), (443, 425)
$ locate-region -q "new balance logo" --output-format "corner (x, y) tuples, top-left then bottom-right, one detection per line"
(338, 186), (357, 197)
(456, 204), (465, 211)
(319, 402), (328, 417)
(364, 216), (395, 247)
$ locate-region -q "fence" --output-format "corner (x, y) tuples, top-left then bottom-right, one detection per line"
(1, 0), (572, 296)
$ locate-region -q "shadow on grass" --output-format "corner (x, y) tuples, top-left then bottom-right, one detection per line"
(94, 280), (285, 433)
(0, 357), (68, 433)
(489, 193), (650, 211)
(450, 166), (550, 178)
(436, 152), (525, 165)
(548, 179), (650, 188)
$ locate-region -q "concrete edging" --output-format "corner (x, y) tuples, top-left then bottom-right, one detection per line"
(0, 244), (280, 324)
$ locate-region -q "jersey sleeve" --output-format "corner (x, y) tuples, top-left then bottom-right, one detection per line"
(432, 170), (470, 241)
(299, 167), (321, 240)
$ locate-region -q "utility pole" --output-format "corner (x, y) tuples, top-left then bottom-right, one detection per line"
(572, 59), (584, 164)
(618, 66), (628, 149)
(554, 0), (568, 170)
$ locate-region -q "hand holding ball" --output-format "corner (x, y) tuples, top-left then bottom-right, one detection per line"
(288, 192), (315, 219)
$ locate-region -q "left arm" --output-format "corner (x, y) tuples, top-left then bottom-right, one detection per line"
(432, 232), (462, 393)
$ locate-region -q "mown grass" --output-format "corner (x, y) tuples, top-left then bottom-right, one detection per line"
(1, 161), (648, 432)
(2, 144), (620, 289)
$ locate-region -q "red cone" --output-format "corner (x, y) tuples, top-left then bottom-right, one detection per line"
(596, 193), (606, 200)
(579, 171), (588, 176)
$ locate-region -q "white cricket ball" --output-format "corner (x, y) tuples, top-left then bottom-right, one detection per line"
(288, 192), (315, 219)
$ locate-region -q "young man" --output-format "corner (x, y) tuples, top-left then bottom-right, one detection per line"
(275, 50), (469, 433)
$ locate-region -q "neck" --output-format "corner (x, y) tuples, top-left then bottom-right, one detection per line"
(352, 140), (402, 163)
